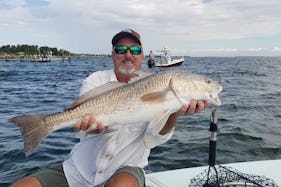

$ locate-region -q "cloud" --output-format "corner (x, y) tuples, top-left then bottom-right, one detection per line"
(1, 0), (281, 56)
(188, 47), (281, 57)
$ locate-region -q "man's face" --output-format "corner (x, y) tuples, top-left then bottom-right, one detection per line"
(112, 37), (144, 78)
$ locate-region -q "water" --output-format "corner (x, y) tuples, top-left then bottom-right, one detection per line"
(1, 56), (281, 185)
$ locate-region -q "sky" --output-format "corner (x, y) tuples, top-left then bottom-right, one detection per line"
(1, 0), (281, 56)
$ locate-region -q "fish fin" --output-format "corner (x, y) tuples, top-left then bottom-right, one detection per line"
(150, 109), (174, 134)
(128, 71), (154, 83)
(9, 115), (49, 157)
(76, 121), (109, 138)
(75, 81), (127, 104)
(75, 130), (87, 139)
(140, 91), (169, 104)
(144, 109), (176, 148)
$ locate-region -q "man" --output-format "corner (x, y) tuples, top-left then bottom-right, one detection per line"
(11, 29), (209, 187)
(148, 50), (154, 61)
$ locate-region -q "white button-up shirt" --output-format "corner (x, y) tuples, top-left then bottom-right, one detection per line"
(63, 69), (174, 187)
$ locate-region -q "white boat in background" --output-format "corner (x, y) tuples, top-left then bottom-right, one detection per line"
(155, 47), (184, 67)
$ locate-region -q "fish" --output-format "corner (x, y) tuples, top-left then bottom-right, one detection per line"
(9, 71), (223, 156)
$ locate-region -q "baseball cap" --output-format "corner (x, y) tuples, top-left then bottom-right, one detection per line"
(112, 29), (142, 46)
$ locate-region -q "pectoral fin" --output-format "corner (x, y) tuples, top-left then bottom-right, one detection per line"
(140, 91), (169, 104)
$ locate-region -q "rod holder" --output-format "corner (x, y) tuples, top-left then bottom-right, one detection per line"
(208, 109), (218, 167)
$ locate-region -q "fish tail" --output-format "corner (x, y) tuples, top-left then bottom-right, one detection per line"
(9, 115), (49, 156)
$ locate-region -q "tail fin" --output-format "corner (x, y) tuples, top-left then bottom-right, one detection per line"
(9, 115), (48, 157)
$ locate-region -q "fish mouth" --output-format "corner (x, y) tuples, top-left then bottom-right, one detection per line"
(209, 86), (223, 106)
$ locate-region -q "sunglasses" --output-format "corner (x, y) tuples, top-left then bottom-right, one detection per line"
(113, 45), (142, 55)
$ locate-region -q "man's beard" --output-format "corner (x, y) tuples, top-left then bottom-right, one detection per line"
(118, 65), (136, 76)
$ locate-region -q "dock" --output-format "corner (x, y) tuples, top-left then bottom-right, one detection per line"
(1, 56), (70, 62)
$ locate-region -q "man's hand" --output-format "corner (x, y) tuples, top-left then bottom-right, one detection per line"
(74, 115), (105, 134)
(160, 100), (210, 135)
(72, 101), (105, 134)
(178, 100), (210, 116)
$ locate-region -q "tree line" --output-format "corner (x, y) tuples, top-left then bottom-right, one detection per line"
(0, 44), (72, 56)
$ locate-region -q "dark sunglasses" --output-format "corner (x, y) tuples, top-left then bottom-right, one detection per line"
(113, 45), (142, 55)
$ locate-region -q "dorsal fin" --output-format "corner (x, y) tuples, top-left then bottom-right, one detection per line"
(75, 81), (126, 104)
(74, 71), (152, 106)
(128, 71), (154, 83)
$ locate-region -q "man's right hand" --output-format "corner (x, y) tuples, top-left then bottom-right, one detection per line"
(72, 101), (105, 134)
(74, 115), (105, 134)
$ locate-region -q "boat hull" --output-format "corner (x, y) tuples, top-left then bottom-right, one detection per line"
(155, 58), (184, 67)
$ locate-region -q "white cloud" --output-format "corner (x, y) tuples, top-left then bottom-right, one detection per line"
(1, 0), (281, 56)
(272, 47), (281, 52)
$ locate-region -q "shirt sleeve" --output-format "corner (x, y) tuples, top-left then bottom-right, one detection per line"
(143, 123), (175, 149)
(79, 69), (116, 96)
(79, 73), (103, 96)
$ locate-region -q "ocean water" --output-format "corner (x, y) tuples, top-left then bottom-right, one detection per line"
(0, 56), (281, 185)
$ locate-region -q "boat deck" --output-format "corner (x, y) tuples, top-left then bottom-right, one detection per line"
(146, 159), (281, 186)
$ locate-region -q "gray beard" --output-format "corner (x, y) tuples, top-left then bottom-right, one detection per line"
(118, 66), (136, 76)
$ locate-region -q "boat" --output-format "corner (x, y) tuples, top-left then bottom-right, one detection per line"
(31, 54), (51, 62)
(146, 159), (281, 186)
(155, 48), (184, 67)
(146, 110), (280, 186)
